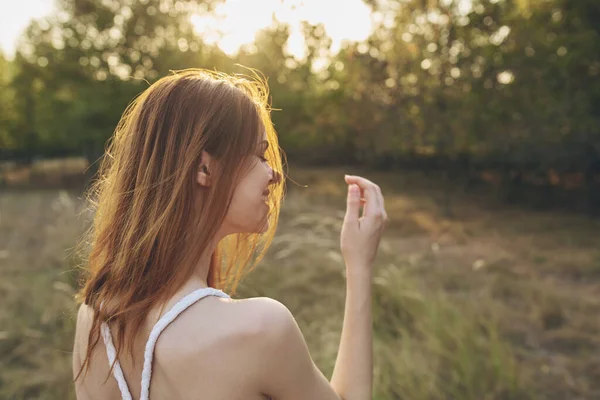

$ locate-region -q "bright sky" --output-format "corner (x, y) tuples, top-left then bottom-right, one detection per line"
(190, 0), (373, 59)
(0, 0), (373, 60)
(0, 0), (55, 59)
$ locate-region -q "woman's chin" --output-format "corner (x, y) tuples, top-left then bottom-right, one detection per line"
(259, 203), (270, 232)
(259, 220), (269, 233)
(253, 214), (269, 233)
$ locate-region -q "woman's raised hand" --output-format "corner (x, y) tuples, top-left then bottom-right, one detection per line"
(340, 175), (388, 275)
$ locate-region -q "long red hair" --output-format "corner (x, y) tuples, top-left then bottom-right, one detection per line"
(74, 69), (285, 381)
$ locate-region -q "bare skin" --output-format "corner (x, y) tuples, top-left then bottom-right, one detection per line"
(73, 135), (387, 399)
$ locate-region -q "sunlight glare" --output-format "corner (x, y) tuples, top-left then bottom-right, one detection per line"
(190, 0), (372, 60)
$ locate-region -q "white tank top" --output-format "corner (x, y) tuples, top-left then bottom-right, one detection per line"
(100, 287), (231, 400)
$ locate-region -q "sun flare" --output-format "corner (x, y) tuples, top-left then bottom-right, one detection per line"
(189, 0), (373, 60)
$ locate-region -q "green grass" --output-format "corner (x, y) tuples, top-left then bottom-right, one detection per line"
(2, 167), (600, 399)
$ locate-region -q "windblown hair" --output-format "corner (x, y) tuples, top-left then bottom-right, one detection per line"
(74, 68), (285, 381)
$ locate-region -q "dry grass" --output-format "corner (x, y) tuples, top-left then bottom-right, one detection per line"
(1, 166), (600, 399)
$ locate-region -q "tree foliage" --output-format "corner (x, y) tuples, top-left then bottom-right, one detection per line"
(1, 0), (599, 206)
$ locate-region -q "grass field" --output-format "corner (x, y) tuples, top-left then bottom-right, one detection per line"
(1, 166), (600, 399)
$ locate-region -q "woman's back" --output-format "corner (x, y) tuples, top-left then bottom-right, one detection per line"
(73, 284), (274, 399)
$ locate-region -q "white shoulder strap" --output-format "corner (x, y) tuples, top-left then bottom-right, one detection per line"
(101, 287), (230, 400)
(101, 321), (133, 400)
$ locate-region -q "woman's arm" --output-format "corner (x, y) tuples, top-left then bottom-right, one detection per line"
(256, 175), (387, 400)
(330, 175), (387, 400)
(253, 298), (344, 400)
(330, 268), (373, 400)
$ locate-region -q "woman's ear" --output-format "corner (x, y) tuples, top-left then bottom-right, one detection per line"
(197, 151), (213, 187)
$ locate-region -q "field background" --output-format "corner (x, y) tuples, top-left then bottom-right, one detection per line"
(2, 164), (600, 399)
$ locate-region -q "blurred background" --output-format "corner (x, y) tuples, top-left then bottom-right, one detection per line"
(1, 0), (600, 398)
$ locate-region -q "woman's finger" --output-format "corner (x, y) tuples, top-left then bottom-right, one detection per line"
(375, 184), (387, 222)
(344, 175), (380, 218)
(346, 175), (386, 221)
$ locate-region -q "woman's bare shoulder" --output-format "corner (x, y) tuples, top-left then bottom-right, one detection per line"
(150, 296), (297, 394)
(176, 296), (339, 400)
(158, 295), (293, 349)
(155, 295), (295, 369)
(74, 304), (93, 345)
(76, 303), (93, 325)
(230, 296), (292, 322)
(222, 296), (296, 342)
(72, 303), (94, 379)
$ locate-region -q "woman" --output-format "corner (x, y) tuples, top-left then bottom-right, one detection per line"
(72, 69), (388, 400)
